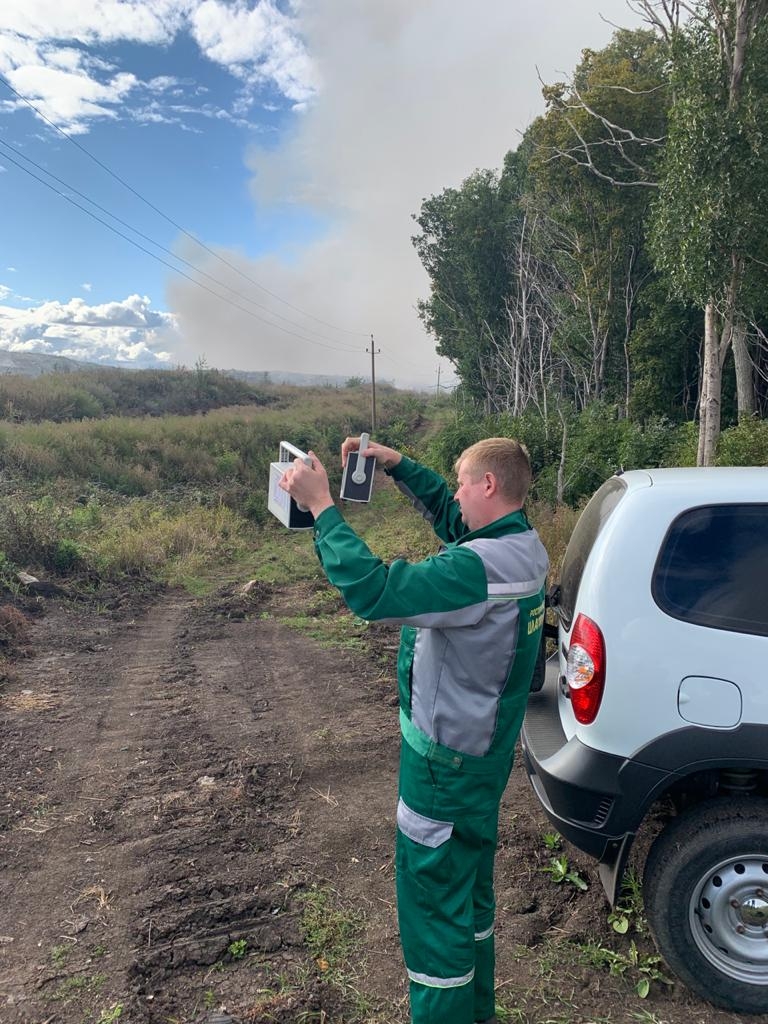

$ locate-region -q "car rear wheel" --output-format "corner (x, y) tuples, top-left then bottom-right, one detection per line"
(643, 798), (768, 1014)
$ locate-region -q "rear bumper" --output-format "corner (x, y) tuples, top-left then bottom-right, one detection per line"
(520, 660), (669, 900)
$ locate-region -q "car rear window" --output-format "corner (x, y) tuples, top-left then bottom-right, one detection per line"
(558, 476), (627, 630)
(653, 504), (768, 636)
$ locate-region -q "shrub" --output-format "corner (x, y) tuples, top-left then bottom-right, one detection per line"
(53, 539), (84, 574)
(717, 416), (768, 466)
(0, 497), (62, 570)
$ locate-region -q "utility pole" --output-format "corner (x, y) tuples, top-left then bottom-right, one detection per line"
(367, 335), (380, 432)
(436, 365), (441, 396)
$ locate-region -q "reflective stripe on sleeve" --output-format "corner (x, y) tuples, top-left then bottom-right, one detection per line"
(474, 923), (494, 942)
(407, 967), (475, 989)
(487, 578), (546, 600)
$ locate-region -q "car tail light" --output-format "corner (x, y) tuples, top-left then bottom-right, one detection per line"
(566, 614), (606, 724)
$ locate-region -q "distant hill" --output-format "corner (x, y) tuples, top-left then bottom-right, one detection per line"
(224, 368), (378, 387)
(0, 350), (381, 388)
(0, 349), (96, 377)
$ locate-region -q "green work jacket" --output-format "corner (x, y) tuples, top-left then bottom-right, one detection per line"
(313, 457), (548, 808)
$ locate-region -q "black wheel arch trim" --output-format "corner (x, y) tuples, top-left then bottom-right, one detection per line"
(522, 698), (768, 904)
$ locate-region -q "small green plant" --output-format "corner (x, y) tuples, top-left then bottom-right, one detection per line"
(542, 854), (588, 891)
(97, 1005), (124, 1023)
(50, 943), (70, 967)
(542, 831), (562, 851)
(203, 989), (217, 1009)
(608, 868), (646, 935)
(227, 938), (248, 960)
(580, 940), (672, 998)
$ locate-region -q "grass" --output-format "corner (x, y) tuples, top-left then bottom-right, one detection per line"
(97, 1005), (124, 1023)
(50, 943), (71, 967)
(574, 940), (673, 999)
(280, 612), (371, 650)
(205, 884), (388, 1024)
(0, 384), (433, 594)
(296, 883), (365, 979)
(607, 868), (647, 936)
(50, 971), (107, 1002)
(294, 882), (393, 1018)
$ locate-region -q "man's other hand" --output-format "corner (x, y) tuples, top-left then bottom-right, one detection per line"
(341, 436), (402, 470)
(278, 451), (334, 518)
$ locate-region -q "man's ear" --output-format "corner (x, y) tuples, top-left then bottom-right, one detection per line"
(483, 471), (498, 497)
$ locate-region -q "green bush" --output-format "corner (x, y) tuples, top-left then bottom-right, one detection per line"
(53, 539), (84, 574)
(717, 416), (768, 466)
(0, 497), (62, 570)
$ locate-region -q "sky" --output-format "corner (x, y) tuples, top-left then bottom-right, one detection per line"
(0, 0), (644, 390)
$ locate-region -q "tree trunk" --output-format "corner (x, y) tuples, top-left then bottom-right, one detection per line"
(557, 413), (567, 505)
(732, 318), (755, 419)
(698, 300), (722, 466)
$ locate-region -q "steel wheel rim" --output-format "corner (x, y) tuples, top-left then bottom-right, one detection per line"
(689, 853), (768, 984)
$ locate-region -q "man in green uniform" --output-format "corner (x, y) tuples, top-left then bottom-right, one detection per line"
(280, 436), (548, 1024)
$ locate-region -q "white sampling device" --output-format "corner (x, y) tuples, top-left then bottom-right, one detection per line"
(267, 441), (315, 529)
(340, 431), (375, 503)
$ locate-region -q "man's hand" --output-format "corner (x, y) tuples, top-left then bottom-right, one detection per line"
(278, 451), (334, 518)
(341, 436), (402, 470)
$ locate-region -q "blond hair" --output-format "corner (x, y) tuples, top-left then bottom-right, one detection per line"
(455, 437), (532, 506)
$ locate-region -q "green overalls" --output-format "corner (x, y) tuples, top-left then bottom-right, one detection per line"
(313, 457), (548, 1024)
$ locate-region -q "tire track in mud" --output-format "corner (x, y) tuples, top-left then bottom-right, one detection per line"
(1, 595), (294, 1022)
(0, 590), (401, 1024)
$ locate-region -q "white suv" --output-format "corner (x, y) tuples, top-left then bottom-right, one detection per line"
(522, 467), (768, 1014)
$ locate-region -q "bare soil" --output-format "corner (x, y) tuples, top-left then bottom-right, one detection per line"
(0, 581), (765, 1024)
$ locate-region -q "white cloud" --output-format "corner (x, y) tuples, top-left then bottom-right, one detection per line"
(146, 75), (183, 94)
(81, 282), (92, 292)
(6, 61), (139, 132)
(189, 0), (317, 106)
(0, 1), (316, 134)
(0, 1), (189, 47)
(0, 285), (12, 300)
(0, 294), (178, 366)
(0, 32), (43, 73)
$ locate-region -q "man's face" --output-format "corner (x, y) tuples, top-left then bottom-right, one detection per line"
(453, 459), (487, 531)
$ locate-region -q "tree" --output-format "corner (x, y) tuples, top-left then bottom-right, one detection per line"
(527, 29), (668, 413)
(646, 0), (768, 463)
(412, 29), (668, 422)
(412, 166), (522, 410)
(546, 2), (768, 463)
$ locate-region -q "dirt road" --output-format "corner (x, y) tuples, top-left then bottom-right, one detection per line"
(0, 584), (762, 1023)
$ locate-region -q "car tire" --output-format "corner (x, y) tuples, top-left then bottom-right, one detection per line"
(643, 797), (768, 1014)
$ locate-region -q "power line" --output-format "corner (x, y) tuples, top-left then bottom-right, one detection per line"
(0, 146), (361, 354)
(378, 348), (441, 374)
(0, 73), (369, 339)
(0, 137), (360, 352)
